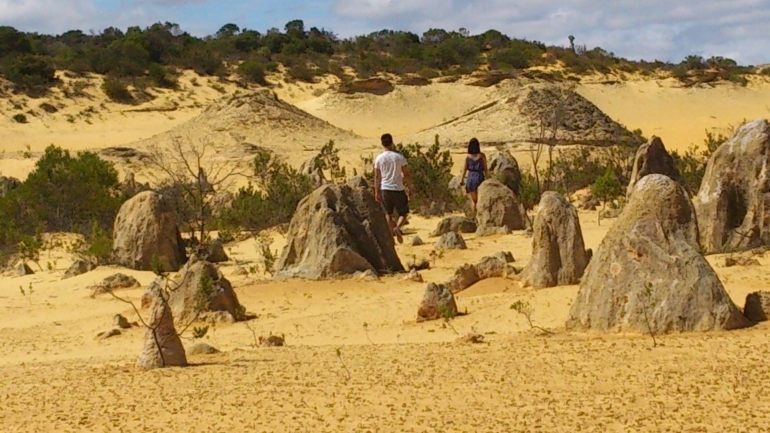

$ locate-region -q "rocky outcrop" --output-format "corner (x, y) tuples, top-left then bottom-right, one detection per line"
(429, 216), (477, 237)
(112, 191), (187, 272)
(475, 179), (528, 235)
(435, 232), (467, 250)
(276, 177), (404, 279)
(693, 119), (770, 254)
(521, 192), (591, 289)
(626, 136), (680, 198)
(567, 174), (749, 334)
(0, 175), (21, 198)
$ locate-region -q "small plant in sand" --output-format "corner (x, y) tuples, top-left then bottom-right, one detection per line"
(19, 282), (34, 306)
(439, 304), (459, 335)
(12, 113), (28, 124)
(316, 140), (347, 184)
(335, 347), (352, 381)
(362, 322), (374, 344)
(256, 231), (278, 276)
(510, 300), (553, 335)
(428, 249), (444, 267)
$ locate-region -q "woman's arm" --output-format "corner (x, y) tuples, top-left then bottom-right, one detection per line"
(482, 153), (489, 178)
(461, 157), (468, 183)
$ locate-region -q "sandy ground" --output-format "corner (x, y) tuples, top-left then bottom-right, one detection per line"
(1, 213), (770, 432)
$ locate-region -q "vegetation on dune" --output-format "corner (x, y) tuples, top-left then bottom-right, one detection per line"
(0, 20), (763, 98)
(0, 145), (128, 262)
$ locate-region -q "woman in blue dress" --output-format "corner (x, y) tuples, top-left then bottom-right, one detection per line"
(461, 138), (488, 214)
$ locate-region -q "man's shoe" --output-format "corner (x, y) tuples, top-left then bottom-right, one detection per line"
(393, 227), (404, 244)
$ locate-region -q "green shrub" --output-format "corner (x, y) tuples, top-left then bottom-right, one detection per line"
(519, 171), (540, 211)
(2, 54), (56, 95)
(238, 60), (267, 85)
(102, 77), (134, 104)
(591, 167), (622, 209)
(85, 220), (113, 264)
(417, 67), (439, 79)
(393, 135), (460, 214)
(0, 146), (125, 255)
(219, 151), (314, 232)
(287, 63), (316, 83)
(12, 113), (27, 124)
(148, 63), (177, 88)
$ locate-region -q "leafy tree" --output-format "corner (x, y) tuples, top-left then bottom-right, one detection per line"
(591, 167), (622, 225)
(238, 60), (267, 85)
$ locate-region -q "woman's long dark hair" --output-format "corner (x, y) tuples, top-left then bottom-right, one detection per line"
(467, 138), (481, 155)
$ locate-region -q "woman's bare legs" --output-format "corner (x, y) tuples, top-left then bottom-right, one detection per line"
(467, 191), (478, 216)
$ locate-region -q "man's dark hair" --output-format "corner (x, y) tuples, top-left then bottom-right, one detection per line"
(381, 133), (394, 147)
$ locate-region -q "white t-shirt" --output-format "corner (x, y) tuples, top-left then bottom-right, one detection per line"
(374, 150), (407, 191)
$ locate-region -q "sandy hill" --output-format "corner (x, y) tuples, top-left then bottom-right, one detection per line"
(124, 88), (361, 158)
(405, 81), (640, 148)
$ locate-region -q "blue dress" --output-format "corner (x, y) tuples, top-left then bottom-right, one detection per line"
(465, 157), (485, 193)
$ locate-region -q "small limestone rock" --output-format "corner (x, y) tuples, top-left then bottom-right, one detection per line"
(91, 273), (141, 296)
(113, 314), (131, 329)
(456, 333), (485, 344)
(417, 283), (458, 322)
(744, 292), (770, 322)
(202, 240), (229, 263)
(355, 269), (379, 281)
(259, 335), (285, 347)
(410, 236), (424, 247)
(188, 342), (221, 355)
(404, 269), (424, 283)
(15, 262), (34, 276)
(435, 232), (467, 250)
(95, 328), (121, 340)
(63, 259), (97, 279)
(429, 216), (477, 237)
(493, 251), (515, 263)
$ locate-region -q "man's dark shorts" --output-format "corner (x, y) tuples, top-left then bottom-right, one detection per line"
(381, 190), (409, 217)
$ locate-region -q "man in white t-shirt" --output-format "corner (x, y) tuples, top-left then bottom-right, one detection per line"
(374, 133), (413, 244)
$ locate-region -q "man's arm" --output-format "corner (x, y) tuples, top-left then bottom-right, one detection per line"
(374, 167), (382, 202)
(401, 165), (414, 197)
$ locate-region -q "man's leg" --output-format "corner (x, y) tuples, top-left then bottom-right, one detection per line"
(391, 191), (408, 244)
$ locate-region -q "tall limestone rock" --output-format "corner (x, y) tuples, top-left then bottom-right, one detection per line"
(567, 174), (749, 334)
(521, 192), (591, 288)
(113, 191), (187, 272)
(276, 177), (404, 279)
(693, 119), (770, 254)
(626, 136), (680, 198)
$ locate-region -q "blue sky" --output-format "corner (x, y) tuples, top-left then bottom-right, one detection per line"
(2, 0), (769, 65)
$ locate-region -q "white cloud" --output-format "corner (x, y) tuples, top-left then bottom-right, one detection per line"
(0, 0), (98, 34)
(331, 0), (770, 64)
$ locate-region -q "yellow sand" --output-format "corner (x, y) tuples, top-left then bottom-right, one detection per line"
(2, 71), (770, 431)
